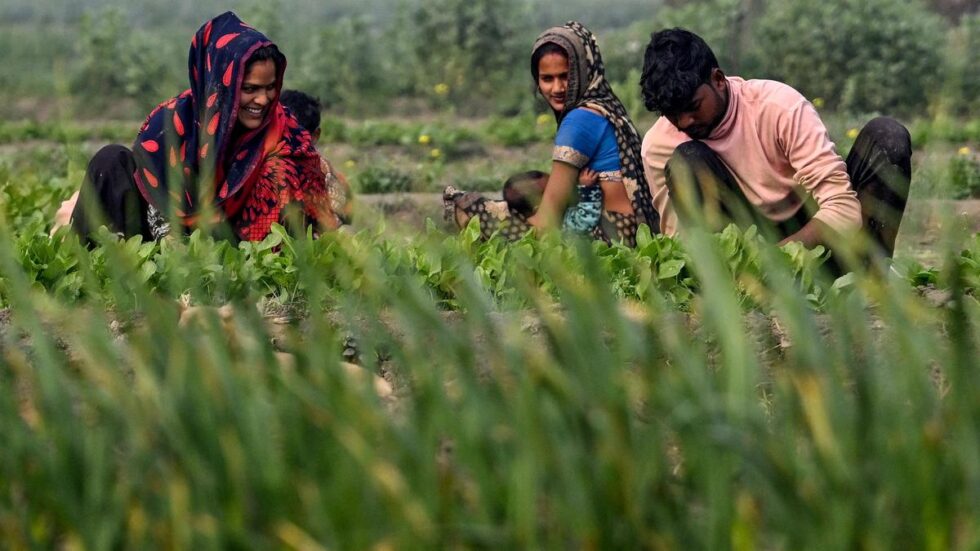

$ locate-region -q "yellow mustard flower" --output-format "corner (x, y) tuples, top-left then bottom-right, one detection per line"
(812, 97), (825, 109)
(418, 134), (431, 145)
(344, 160), (356, 169)
(536, 113), (552, 126)
(430, 148), (442, 159)
(958, 146), (972, 156)
(433, 83), (450, 96)
(846, 128), (859, 140)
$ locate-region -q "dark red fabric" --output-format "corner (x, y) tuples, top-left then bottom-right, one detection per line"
(132, 11), (328, 241)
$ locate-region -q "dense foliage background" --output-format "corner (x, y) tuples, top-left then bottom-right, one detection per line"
(1, 0), (976, 119)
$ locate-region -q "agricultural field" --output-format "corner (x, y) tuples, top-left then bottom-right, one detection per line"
(0, 113), (978, 548)
(1, 0), (979, 547)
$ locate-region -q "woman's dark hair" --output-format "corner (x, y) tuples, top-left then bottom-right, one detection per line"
(639, 28), (720, 116)
(530, 41), (568, 81)
(279, 90), (321, 133)
(245, 44), (286, 73)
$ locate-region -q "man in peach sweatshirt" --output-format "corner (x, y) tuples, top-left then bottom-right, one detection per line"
(639, 28), (911, 260)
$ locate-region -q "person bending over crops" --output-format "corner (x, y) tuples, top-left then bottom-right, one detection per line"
(59, 12), (336, 243)
(639, 28), (911, 261)
(444, 21), (659, 247)
(278, 89), (353, 226)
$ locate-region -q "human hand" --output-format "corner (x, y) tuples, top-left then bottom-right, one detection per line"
(578, 167), (599, 187)
(527, 212), (542, 228)
(50, 190), (79, 236)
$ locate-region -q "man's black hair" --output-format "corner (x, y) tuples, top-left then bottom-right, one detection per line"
(639, 28), (720, 116)
(279, 89), (322, 133)
(503, 170), (548, 217)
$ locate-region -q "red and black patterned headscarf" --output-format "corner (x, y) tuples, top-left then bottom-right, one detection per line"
(133, 11), (329, 240)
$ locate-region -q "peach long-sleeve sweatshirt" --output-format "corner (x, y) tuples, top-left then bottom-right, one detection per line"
(641, 77), (862, 236)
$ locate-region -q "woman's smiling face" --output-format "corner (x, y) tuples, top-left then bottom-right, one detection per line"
(537, 52), (569, 113)
(237, 59), (277, 130)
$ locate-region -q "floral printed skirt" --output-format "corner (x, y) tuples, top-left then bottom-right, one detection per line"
(443, 186), (639, 247)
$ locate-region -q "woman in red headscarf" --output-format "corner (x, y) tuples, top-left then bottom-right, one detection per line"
(65, 11), (336, 243)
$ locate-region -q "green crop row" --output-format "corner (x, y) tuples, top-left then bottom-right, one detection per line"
(0, 120), (135, 145)
(5, 217), (979, 316)
(0, 115), (558, 149)
(0, 217), (977, 549)
(5, 114), (977, 154)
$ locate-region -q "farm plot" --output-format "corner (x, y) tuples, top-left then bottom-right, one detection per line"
(0, 123), (978, 549)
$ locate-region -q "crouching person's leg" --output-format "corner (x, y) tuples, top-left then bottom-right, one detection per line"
(71, 144), (154, 244)
(846, 117), (912, 258)
(664, 140), (763, 233)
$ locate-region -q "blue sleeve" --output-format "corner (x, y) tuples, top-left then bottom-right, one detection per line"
(552, 108), (613, 169)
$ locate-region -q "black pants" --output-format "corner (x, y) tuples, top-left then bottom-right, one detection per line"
(71, 144), (154, 243)
(664, 117), (912, 258)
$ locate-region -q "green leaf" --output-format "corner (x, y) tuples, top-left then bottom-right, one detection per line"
(657, 258), (685, 280)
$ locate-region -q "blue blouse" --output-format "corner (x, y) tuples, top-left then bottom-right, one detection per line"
(552, 108), (621, 175)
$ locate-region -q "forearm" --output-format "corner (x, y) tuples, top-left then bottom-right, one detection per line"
(529, 161), (579, 229)
(531, 184), (571, 228)
(778, 218), (835, 249)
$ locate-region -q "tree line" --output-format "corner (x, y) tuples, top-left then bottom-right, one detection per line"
(0, 0), (976, 118)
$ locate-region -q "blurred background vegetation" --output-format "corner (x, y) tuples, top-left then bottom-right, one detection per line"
(2, 0), (977, 203)
(0, 0), (976, 120)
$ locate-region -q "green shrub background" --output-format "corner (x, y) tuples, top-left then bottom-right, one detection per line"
(1, 0), (976, 119)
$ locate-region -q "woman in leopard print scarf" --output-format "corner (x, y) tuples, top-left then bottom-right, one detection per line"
(444, 21), (658, 246)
